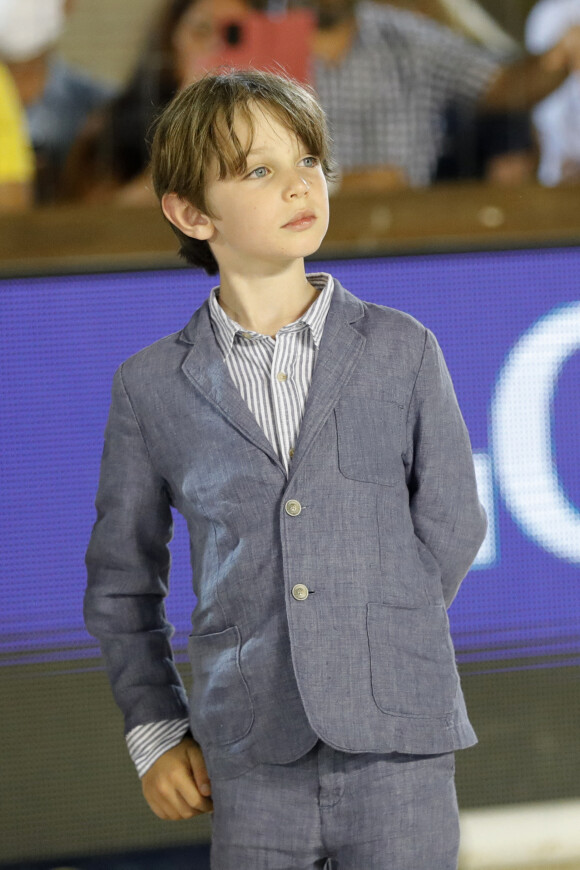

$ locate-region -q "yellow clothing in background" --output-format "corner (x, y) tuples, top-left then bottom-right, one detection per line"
(0, 62), (34, 184)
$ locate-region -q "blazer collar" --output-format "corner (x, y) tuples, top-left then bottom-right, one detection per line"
(178, 280), (367, 475)
(179, 300), (282, 468)
(287, 279), (366, 477)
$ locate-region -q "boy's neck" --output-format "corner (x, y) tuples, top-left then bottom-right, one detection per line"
(216, 261), (319, 338)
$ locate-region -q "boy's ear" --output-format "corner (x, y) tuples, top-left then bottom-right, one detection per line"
(161, 193), (215, 241)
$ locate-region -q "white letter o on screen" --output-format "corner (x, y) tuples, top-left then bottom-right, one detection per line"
(491, 302), (580, 564)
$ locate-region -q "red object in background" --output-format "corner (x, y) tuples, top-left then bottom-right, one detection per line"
(202, 9), (315, 84)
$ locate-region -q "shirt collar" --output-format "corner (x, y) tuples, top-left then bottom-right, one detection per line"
(208, 287), (239, 359)
(300, 272), (334, 348)
(208, 273), (334, 358)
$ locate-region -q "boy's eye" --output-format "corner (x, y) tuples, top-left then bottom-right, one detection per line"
(247, 166), (269, 179)
(300, 156), (319, 168)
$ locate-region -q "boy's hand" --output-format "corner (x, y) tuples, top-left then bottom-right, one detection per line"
(141, 735), (213, 820)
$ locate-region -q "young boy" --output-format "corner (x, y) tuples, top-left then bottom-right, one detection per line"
(85, 70), (487, 869)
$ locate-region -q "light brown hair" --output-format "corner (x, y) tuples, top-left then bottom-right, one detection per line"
(150, 68), (336, 274)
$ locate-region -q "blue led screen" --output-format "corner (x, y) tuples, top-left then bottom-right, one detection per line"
(1, 248), (579, 670)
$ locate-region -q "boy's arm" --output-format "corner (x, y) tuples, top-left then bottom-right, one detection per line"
(84, 365), (191, 748)
(85, 367), (212, 817)
(404, 329), (487, 607)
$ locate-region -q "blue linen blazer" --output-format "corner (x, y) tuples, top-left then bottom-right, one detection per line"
(85, 279), (487, 780)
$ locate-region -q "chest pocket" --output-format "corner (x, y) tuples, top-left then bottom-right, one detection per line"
(335, 390), (406, 487)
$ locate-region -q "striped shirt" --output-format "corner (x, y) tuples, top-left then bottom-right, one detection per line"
(126, 273), (334, 776)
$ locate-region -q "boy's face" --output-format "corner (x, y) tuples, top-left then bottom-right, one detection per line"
(203, 105), (330, 276)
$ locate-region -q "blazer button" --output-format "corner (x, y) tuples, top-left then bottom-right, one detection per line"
(291, 584), (309, 601)
(285, 499), (302, 516)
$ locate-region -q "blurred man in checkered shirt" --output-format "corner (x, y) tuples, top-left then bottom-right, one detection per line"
(302, 0), (580, 191)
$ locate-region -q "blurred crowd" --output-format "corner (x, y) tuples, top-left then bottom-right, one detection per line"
(1, 0), (580, 213)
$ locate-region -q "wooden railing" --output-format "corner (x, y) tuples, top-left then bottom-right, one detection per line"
(1, 182), (579, 274)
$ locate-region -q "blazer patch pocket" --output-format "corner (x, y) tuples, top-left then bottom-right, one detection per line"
(367, 603), (458, 719)
(335, 394), (404, 486)
(188, 625), (254, 746)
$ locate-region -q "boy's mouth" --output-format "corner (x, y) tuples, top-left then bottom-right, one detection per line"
(283, 210), (316, 230)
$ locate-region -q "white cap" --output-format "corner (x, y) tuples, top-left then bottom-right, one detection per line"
(526, 0), (580, 54)
(0, 0), (66, 62)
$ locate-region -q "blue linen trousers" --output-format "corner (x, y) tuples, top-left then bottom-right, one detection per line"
(210, 742), (459, 869)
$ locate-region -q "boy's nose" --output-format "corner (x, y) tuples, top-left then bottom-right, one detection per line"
(287, 173), (310, 197)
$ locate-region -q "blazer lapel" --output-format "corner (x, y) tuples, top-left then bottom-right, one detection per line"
(179, 301), (284, 471)
(289, 280), (367, 476)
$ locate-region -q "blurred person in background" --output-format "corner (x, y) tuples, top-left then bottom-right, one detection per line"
(0, 0), (115, 203)
(307, 0), (526, 190)
(62, 0), (244, 205)
(301, 0), (580, 190)
(300, 0), (580, 190)
(400, 0), (538, 185)
(526, 0), (580, 185)
(64, 0), (503, 201)
(0, 61), (34, 210)
(65, 0), (580, 204)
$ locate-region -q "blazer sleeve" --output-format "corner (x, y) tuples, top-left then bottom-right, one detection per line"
(404, 328), (487, 607)
(84, 365), (190, 734)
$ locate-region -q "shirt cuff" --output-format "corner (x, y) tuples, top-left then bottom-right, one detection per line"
(126, 718), (191, 778)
